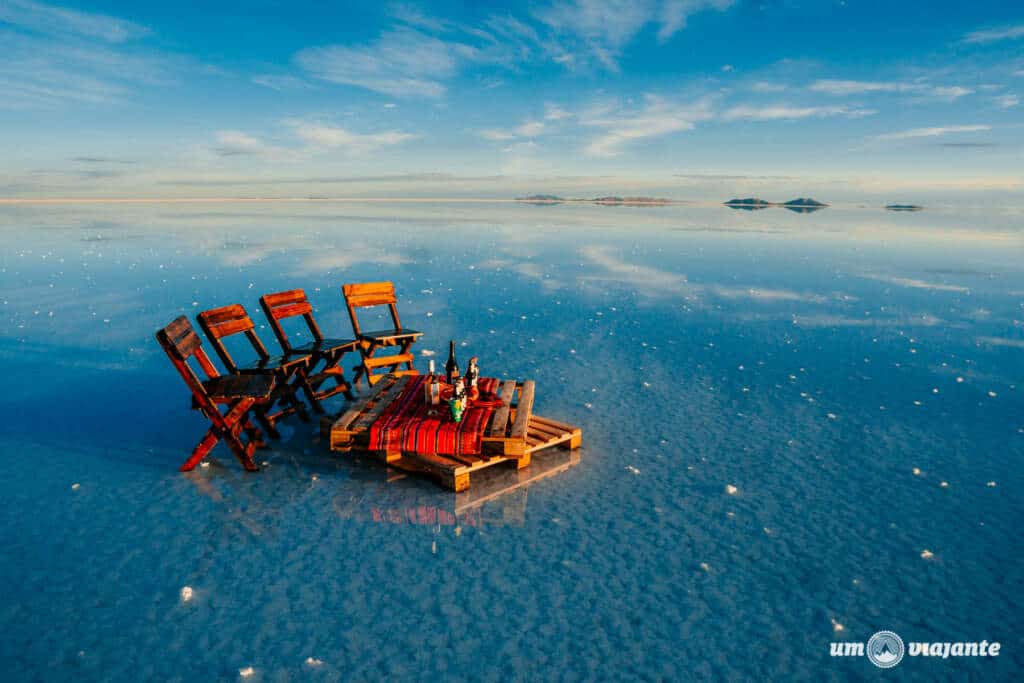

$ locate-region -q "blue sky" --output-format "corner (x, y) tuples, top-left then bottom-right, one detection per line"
(1, 0), (1022, 202)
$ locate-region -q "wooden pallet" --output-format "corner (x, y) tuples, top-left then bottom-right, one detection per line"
(325, 374), (582, 491)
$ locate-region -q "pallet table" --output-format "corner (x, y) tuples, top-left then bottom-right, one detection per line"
(325, 374), (582, 491)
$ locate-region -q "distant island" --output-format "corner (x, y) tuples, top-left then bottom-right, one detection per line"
(724, 197), (829, 213)
(515, 195), (674, 206)
(516, 194), (566, 203)
(724, 197), (773, 210)
(885, 204), (924, 212)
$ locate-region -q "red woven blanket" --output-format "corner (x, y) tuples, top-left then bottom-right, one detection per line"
(369, 376), (502, 457)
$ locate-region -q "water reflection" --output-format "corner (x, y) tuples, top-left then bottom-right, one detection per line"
(184, 434), (581, 531)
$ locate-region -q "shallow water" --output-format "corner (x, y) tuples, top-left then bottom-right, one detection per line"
(0, 201), (1021, 681)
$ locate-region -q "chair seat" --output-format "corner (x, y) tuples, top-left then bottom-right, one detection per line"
(202, 374), (275, 401)
(290, 338), (358, 356)
(359, 328), (422, 342)
(236, 354), (309, 374)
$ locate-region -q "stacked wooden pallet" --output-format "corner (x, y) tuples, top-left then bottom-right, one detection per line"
(326, 374), (582, 491)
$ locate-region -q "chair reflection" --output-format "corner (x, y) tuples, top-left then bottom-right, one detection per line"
(183, 435), (581, 531)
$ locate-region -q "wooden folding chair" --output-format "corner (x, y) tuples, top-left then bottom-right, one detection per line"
(197, 304), (312, 439)
(156, 316), (273, 471)
(259, 289), (357, 413)
(342, 281), (423, 386)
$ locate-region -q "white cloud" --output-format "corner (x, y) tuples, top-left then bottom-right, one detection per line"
(516, 120), (546, 136)
(978, 336), (1024, 349)
(657, 0), (736, 42)
(0, 0), (149, 43)
(535, 0), (734, 69)
(993, 94), (1019, 108)
(252, 74), (311, 91)
(751, 81), (787, 93)
(0, 3), (172, 109)
(723, 104), (876, 121)
(582, 95), (713, 156)
(860, 274), (970, 293)
(478, 118), (548, 141)
(809, 79), (972, 99)
(285, 121), (416, 152)
(214, 131), (280, 157)
(212, 121), (415, 159)
(872, 125), (991, 141)
(932, 86), (973, 99)
(963, 24), (1024, 44)
(479, 129), (517, 141)
(544, 103), (571, 120)
(296, 27), (467, 97)
(809, 79), (918, 96)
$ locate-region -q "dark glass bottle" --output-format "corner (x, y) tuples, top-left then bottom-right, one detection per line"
(445, 340), (460, 383)
(465, 356), (479, 389)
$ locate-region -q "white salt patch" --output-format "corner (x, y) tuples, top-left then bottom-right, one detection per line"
(956, 376), (964, 383)
(305, 657), (323, 667)
(180, 586), (194, 602)
(431, 541), (437, 554)
(700, 562), (711, 572)
(625, 466), (640, 475)
(725, 484), (738, 495)
(827, 413), (837, 420)
(912, 467), (922, 476)
(939, 481), (949, 488)
(426, 312), (433, 317)
(987, 481), (997, 487)
(988, 391), (997, 397)
(239, 667), (255, 678)
(831, 618), (845, 632)
(311, 474), (318, 481)
(421, 350), (435, 357)
(200, 462), (210, 468)
(71, 483), (80, 490)
(920, 549), (934, 560)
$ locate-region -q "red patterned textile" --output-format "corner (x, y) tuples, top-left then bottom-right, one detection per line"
(368, 376), (502, 457)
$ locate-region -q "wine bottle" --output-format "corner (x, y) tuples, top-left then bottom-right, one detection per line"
(429, 360), (440, 405)
(424, 359), (435, 402)
(465, 356), (479, 389)
(445, 340), (459, 383)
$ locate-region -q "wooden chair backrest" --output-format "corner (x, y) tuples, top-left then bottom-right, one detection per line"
(259, 289), (323, 353)
(342, 281), (401, 337)
(197, 304), (269, 373)
(156, 316), (221, 410)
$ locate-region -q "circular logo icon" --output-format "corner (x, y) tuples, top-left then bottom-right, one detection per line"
(866, 631), (905, 668)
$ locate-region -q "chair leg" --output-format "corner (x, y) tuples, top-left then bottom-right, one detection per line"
(242, 417), (266, 448)
(317, 351), (354, 400)
(181, 430), (219, 471)
(223, 431), (259, 471)
(353, 340), (377, 387)
(400, 338), (415, 371)
(254, 404), (281, 439)
(295, 366), (325, 415)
